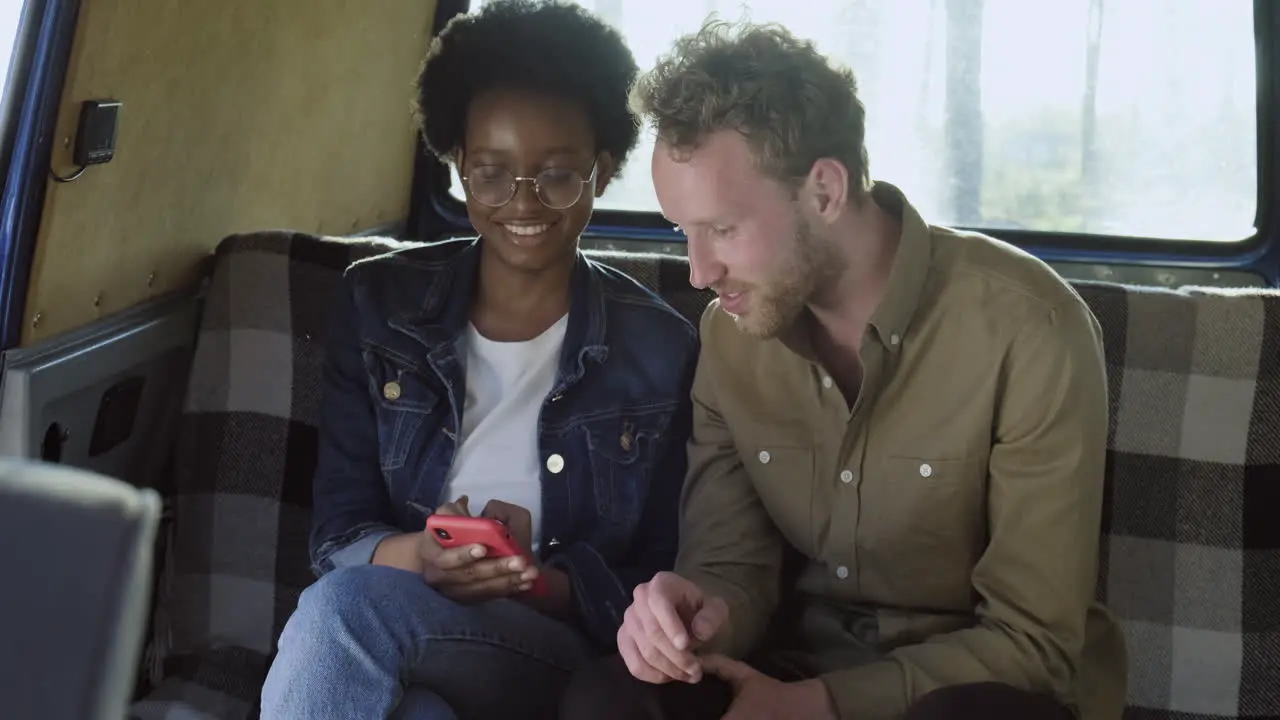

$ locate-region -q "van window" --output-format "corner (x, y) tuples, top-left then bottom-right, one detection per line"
(454, 0), (1257, 243)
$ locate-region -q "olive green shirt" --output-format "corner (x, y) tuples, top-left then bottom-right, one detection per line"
(675, 184), (1127, 719)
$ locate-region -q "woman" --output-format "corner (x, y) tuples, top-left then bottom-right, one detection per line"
(258, 2), (699, 718)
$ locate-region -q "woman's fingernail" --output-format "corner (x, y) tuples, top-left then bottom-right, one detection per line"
(508, 558), (524, 570)
(470, 545), (486, 558)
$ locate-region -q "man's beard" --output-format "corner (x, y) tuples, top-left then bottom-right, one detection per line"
(729, 216), (838, 339)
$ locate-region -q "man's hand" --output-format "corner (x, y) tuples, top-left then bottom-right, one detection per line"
(418, 496), (539, 603)
(618, 572), (729, 684)
(700, 655), (837, 720)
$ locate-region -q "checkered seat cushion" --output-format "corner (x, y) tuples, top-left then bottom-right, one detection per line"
(1075, 282), (1280, 719)
(128, 229), (1280, 720)
(128, 231), (418, 719)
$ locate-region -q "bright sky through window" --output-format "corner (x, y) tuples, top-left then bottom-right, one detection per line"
(457, 0), (1256, 242)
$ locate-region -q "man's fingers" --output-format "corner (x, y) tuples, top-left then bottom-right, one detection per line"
(648, 587), (694, 652)
(690, 597), (727, 642)
(630, 600), (699, 680)
(699, 653), (755, 688)
(617, 629), (675, 685)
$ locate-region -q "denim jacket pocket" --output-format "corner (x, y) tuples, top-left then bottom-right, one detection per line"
(583, 405), (674, 527)
(362, 344), (440, 472)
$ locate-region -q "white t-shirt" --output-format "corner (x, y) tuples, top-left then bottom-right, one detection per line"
(441, 314), (568, 553)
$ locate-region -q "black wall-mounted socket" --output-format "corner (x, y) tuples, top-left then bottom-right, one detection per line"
(73, 100), (121, 167)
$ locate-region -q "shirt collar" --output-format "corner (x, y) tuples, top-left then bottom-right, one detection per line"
(866, 181), (932, 353)
(777, 181), (933, 357)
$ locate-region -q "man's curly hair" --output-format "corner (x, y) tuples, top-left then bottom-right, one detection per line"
(630, 20), (869, 194)
(415, 0), (641, 175)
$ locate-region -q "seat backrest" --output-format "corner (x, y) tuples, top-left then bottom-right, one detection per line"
(0, 459), (161, 720)
(1075, 282), (1280, 720)
(131, 231), (410, 719)
(136, 230), (1280, 720)
(586, 248), (715, 324)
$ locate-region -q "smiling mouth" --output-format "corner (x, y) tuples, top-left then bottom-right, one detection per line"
(501, 222), (555, 237)
(718, 290), (749, 313)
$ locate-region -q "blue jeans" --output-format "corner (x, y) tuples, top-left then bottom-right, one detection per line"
(259, 565), (593, 719)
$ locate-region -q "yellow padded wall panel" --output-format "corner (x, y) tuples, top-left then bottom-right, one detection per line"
(23, 0), (438, 345)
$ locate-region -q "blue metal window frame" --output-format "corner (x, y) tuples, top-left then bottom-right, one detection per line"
(0, 0), (83, 351)
(411, 0), (1280, 287)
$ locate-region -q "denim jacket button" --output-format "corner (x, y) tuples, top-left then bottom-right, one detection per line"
(546, 453), (565, 474)
(383, 381), (401, 401)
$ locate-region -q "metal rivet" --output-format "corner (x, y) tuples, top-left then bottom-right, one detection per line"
(620, 432), (633, 452)
(31, 312), (41, 328)
(383, 381), (401, 401)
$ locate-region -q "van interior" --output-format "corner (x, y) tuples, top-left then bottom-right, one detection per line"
(0, 1), (1275, 719)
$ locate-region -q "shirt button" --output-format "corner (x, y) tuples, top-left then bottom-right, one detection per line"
(890, 333), (901, 346)
(919, 463), (933, 478)
(840, 470), (853, 484)
(821, 375), (833, 389)
(758, 450), (771, 464)
(836, 565), (849, 580)
(383, 381), (401, 401)
(546, 454), (565, 474)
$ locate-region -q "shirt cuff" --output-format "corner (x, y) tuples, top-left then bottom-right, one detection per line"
(820, 661), (908, 720)
(683, 573), (754, 658)
(313, 525), (400, 575)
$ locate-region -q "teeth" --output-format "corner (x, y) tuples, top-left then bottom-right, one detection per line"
(504, 223), (551, 236)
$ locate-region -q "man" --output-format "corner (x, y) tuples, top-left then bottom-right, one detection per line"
(559, 19), (1128, 720)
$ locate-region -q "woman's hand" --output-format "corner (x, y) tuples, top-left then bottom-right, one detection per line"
(481, 499), (575, 617)
(480, 499), (533, 552)
(418, 496), (540, 603)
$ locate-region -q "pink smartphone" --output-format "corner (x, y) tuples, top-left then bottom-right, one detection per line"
(425, 515), (548, 596)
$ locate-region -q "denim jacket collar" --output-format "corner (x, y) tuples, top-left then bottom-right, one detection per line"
(386, 238), (609, 390)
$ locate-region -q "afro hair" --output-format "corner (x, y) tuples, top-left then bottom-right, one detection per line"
(415, 0), (641, 175)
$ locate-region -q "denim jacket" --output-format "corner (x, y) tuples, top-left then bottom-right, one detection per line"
(309, 237), (699, 646)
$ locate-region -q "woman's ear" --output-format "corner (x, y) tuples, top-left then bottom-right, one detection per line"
(594, 152), (617, 197)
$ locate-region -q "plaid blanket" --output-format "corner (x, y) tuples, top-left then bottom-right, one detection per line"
(129, 231), (1280, 720)
(1076, 281), (1280, 719)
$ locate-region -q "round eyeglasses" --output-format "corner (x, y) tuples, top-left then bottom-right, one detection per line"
(461, 162), (598, 210)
